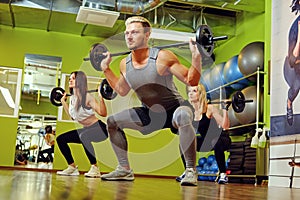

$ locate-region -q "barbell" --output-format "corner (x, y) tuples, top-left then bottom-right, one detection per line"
(208, 91), (253, 113)
(49, 79), (117, 106)
(84, 24), (228, 71)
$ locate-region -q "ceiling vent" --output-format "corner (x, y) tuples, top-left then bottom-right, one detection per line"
(76, 0), (120, 28)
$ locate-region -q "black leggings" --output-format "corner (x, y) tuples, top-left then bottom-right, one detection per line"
(38, 146), (54, 162)
(212, 134), (231, 173)
(56, 120), (108, 165)
(181, 133), (231, 173)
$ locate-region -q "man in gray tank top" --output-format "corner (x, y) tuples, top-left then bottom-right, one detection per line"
(100, 16), (202, 186)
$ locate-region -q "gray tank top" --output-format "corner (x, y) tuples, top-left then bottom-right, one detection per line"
(125, 48), (184, 111)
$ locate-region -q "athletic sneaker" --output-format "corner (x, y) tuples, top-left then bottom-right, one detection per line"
(217, 173), (228, 184)
(101, 165), (134, 181)
(180, 168), (197, 186)
(84, 165), (101, 178)
(287, 101), (293, 126)
(175, 171), (185, 182)
(57, 165), (80, 176)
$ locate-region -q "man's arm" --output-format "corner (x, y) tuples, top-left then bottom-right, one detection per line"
(161, 39), (202, 86)
(101, 53), (131, 96)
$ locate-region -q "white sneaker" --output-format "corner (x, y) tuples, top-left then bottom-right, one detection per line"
(217, 173), (228, 184)
(101, 165), (134, 181)
(84, 165), (101, 178)
(57, 165), (80, 176)
(180, 168), (197, 186)
(176, 171), (185, 182)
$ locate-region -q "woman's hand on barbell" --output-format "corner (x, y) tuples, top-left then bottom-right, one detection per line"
(60, 92), (68, 103)
(221, 102), (231, 111)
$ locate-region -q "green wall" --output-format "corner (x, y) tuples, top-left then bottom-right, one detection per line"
(0, 7), (269, 176)
(0, 117), (18, 166)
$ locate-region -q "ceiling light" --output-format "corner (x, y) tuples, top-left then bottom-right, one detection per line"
(234, 0), (241, 5)
(76, 6), (120, 28)
(221, 2), (228, 8)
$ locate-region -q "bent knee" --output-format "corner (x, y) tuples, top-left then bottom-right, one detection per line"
(172, 106), (193, 127)
(107, 115), (119, 132)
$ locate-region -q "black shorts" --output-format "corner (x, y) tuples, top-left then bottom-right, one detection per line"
(133, 105), (179, 134)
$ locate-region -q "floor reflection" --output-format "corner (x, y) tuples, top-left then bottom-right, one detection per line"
(1, 169), (300, 200)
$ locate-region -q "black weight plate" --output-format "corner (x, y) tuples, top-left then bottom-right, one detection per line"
(100, 79), (117, 100)
(89, 43), (108, 71)
(196, 24), (214, 57)
(49, 87), (65, 106)
(232, 91), (246, 113)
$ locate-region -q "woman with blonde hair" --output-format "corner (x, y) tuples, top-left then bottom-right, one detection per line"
(177, 84), (231, 184)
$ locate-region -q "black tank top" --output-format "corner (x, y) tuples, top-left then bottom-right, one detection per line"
(192, 113), (211, 137)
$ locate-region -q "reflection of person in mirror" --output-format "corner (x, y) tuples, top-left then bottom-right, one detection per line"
(37, 125), (55, 163)
(99, 16), (202, 186)
(177, 84), (231, 184)
(56, 71), (108, 178)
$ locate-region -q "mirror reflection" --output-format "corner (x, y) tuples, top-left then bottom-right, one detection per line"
(0, 67), (22, 116)
(15, 54), (62, 169)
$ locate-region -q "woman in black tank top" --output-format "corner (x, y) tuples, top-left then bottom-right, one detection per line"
(177, 84), (231, 184)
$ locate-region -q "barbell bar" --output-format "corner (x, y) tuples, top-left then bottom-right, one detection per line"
(49, 79), (117, 106)
(208, 91), (253, 113)
(84, 24), (228, 71)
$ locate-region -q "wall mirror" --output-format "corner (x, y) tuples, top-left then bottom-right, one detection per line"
(15, 54), (62, 169)
(0, 66), (22, 117)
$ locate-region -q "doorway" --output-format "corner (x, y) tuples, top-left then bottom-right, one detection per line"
(15, 54), (62, 169)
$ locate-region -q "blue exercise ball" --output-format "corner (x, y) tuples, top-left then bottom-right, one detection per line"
(200, 68), (211, 91)
(210, 163), (219, 172)
(203, 163), (210, 171)
(196, 166), (202, 173)
(209, 62), (226, 90)
(223, 56), (250, 90)
(208, 62), (229, 100)
(207, 155), (216, 165)
(238, 42), (264, 80)
(198, 157), (207, 167)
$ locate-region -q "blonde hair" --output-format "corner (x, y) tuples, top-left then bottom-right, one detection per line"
(188, 84), (208, 114)
(125, 16), (152, 33)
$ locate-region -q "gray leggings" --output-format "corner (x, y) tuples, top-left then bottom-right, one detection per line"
(56, 120), (108, 165)
(106, 105), (196, 169)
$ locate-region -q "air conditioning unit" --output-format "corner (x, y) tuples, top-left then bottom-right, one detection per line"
(76, 0), (120, 28)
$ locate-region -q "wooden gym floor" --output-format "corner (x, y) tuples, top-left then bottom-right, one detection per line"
(0, 168), (299, 200)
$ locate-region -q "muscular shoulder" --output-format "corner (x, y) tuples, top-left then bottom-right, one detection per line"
(157, 49), (180, 75)
(120, 58), (127, 73)
(157, 49), (179, 64)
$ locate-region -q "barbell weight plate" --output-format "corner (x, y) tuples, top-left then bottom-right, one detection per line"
(89, 43), (108, 71)
(232, 91), (246, 113)
(100, 79), (117, 100)
(196, 24), (214, 57)
(49, 87), (65, 106)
